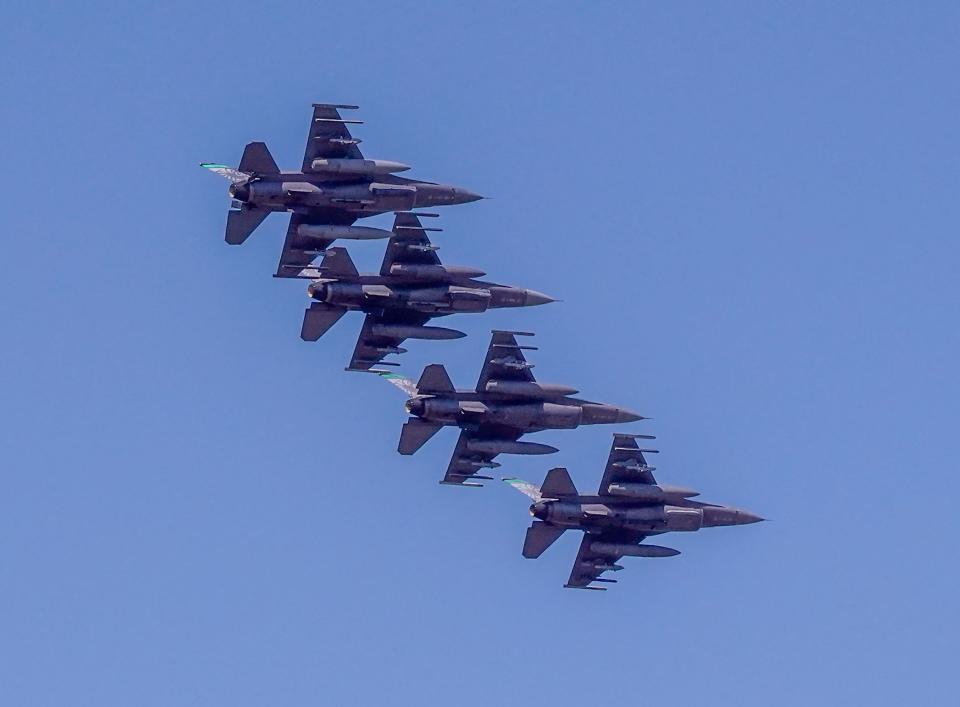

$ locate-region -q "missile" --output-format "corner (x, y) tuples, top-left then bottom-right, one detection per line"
(460, 459), (502, 470)
(483, 380), (579, 398)
(612, 459), (655, 474)
(589, 543), (680, 558)
(310, 158), (410, 175)
(369, 323), (466, 340)
(490, 357), (535, 372)
(298, 224), (394, 241)
(465, 439), (559, 456)
(589, 563), (625, 572)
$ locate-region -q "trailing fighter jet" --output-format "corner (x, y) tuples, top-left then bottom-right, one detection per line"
(503, 434), (764, 590)
(378, 331), (644, 486)
(299, 213), (556, 371)
(201, 103), (483, 277)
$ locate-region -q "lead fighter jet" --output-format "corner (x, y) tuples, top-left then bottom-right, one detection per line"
(300, 213), (556, 371)
(379, 331), (645, 486)
(201, 103), (483, 277)
(504, 434), (764, 590)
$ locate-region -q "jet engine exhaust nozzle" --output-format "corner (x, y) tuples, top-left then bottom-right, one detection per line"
(229, 182), (250, 202)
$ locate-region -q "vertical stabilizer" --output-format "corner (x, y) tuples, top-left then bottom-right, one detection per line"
(540, 467), (578, 498)
(416, 364), (454, 394)
(238, 141), (279, 174)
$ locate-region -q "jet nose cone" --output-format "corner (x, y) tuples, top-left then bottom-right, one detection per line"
(615, 408), (646, 423)
(736, 510), (766, 525)
(523, 289), (557, 307)
(451, 187), (484, 204)
(702, 507), (765, 527)
(579, 403), (647, 426)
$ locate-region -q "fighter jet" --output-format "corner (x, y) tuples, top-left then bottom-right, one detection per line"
(503, 434), (764, 590)
(378, 331), (645, 486)
(299, 212), (556, 371)
(201, 103), (483, 277)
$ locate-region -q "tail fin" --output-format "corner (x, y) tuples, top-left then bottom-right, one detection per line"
(225, 206), (270, 245)
(317, 247), (359, 279)
(300, 303), (347, 341)
(523, 521), (566, 558)
(398, 418), (443, 455)
(238, 141), (279, 174)
(416, 364), (454, 394)
(540, 467), (578, 498)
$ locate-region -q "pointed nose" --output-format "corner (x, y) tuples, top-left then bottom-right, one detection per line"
(702, 507), (765, 527)
(736, 510), (766, 525)
(451, 187), (484, 204)
(615, 408), (645, 423)
(523, 289), (557, 306)
(579, 404), (647, 425)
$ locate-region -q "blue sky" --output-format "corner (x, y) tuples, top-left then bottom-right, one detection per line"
(1, 2), (958, 704)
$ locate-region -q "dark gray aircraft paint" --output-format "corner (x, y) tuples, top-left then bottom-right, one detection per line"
(379, 331), (644, 486)
(299, 212), (555, 371)
(504, 434), (764, 590)
(202, 103), (482, 277)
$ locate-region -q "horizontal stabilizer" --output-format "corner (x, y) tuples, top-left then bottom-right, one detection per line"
(300, 303), (347, 341)
(398, 418), (443, 455)
(225, 207), (269, 245)
(540, 467), (578, 498)
(416, 364), (454, 394)
(523, 522), (566, 559)
(238, 141), (279, 174)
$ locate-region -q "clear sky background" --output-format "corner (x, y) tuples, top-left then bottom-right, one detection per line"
(2, 2), (958, 705)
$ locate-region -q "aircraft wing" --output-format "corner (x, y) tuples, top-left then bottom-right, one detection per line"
(441, 425), (524, 487)
(379, 212), (443, 275)
(302, 103), (364, 171)
(475, 330), (537, 393)
(275, 211), (358, 278)
(346, 311), (432, 372)
(565, 528), (648, 590)
(597, 433), (660, 495)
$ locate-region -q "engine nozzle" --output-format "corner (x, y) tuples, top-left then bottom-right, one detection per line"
(228, 182), (250, 202)
(405, 397), (426, 417)
(306, 282), (328, 301)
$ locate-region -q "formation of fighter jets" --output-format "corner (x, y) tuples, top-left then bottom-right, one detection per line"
(203, 103), (762, 590)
